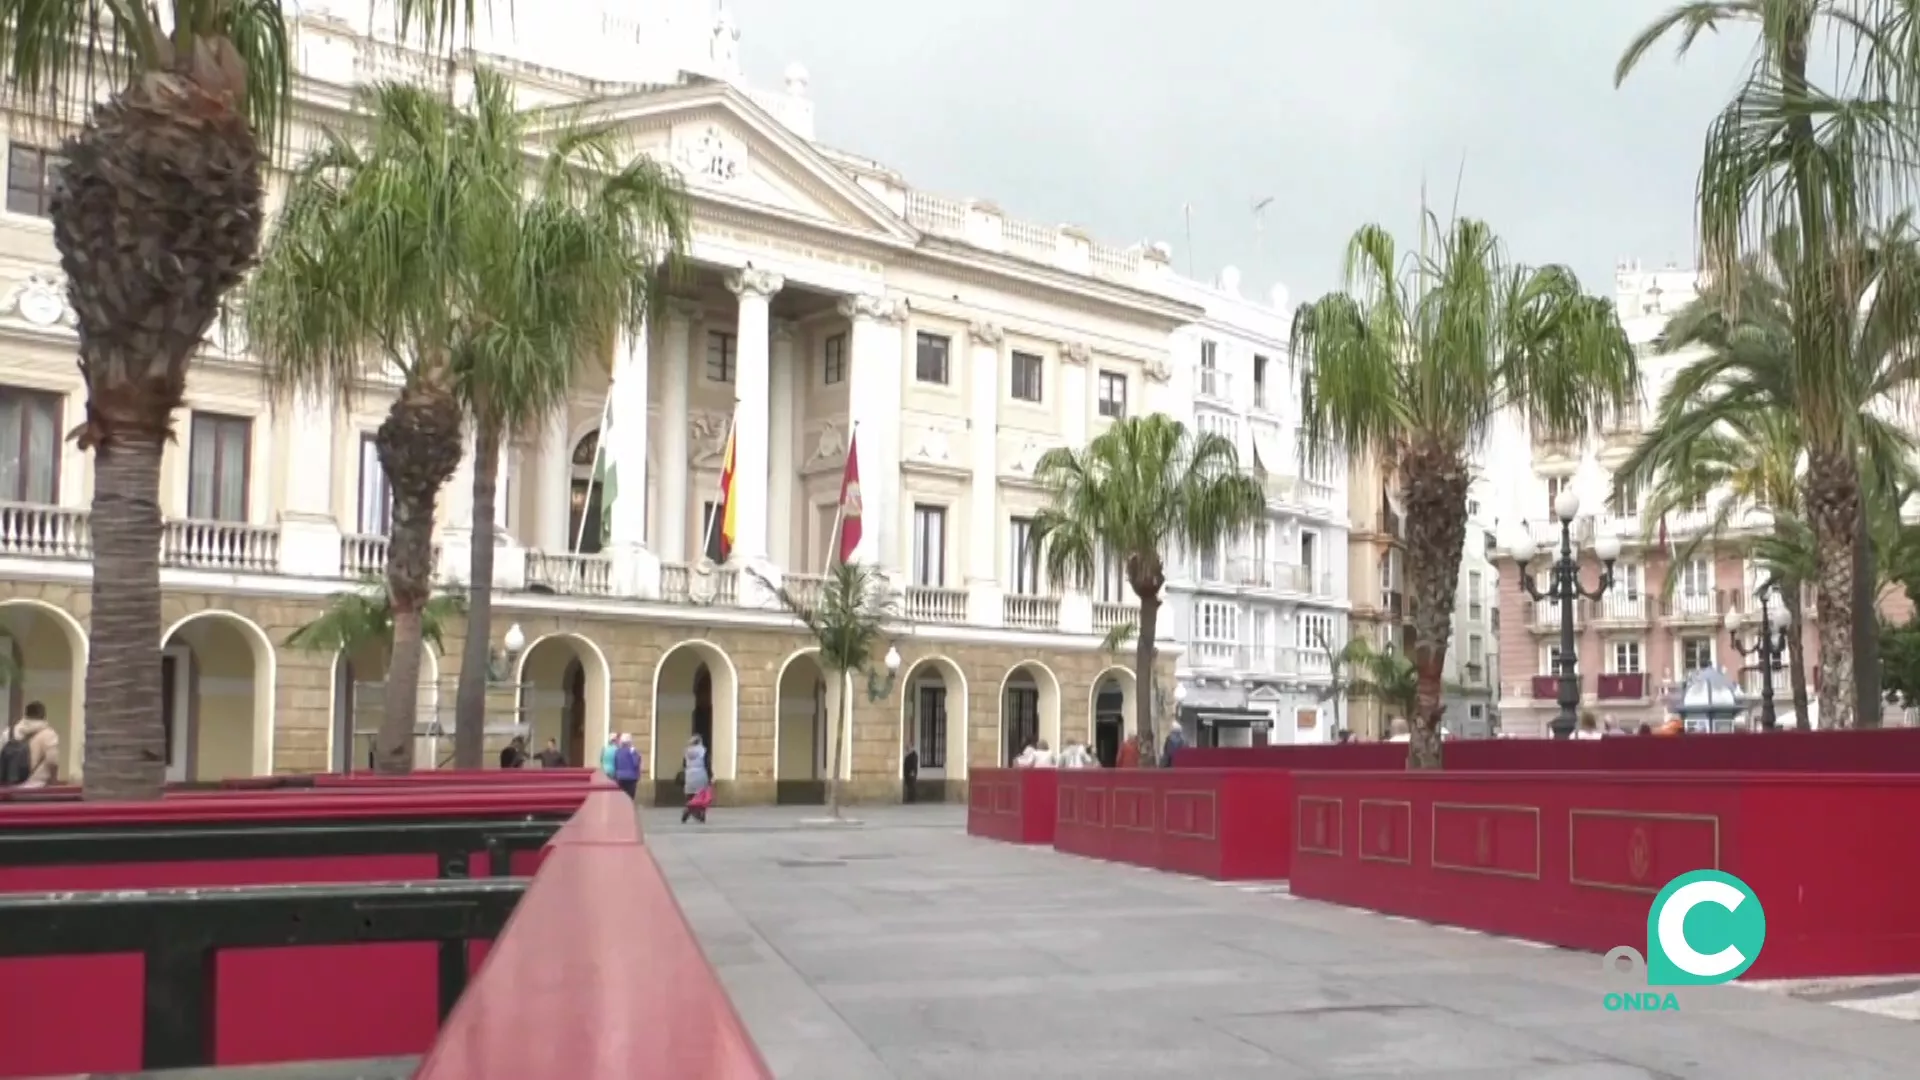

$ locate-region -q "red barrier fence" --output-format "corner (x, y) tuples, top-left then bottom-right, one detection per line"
(1052, 769), (1292, 880)
(966, 768), (1059, 844)
(1179, 727), (1920, 772)
(0, 767), (612, 802)
(1288, 770), (1920, 979)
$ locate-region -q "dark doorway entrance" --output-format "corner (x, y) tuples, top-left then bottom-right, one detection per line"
(563, 658), (586, 767)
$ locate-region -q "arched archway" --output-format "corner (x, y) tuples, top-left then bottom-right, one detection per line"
(327, 643), (441, 772)
(569, 430), (605, 555)
(900, 655), (968, 796)
(1088, 665), (1136, 769)
(160, 611), (276, 780)
(0, 600), (86, 782)
(515, 632), (612, 768)
(773, 648), (828, 804)
(651, 640), (738, 802)
(999, 661), (1061, 766)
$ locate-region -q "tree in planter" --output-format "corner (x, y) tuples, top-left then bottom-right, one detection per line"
(0, 0), (481, 798)
(1033, 414), (1265, 761)
(286, 583), (466, 768)
(248, 71), (689, 770)
(1293, 215), (1635, 767)
(753, 561), (899, 819)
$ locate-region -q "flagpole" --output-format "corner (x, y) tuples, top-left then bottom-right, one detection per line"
(699, 408), (739, 564)
(566, 392), (615, 595)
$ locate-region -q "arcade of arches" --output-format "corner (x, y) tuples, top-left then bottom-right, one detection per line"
(0, 579), (1170, 800)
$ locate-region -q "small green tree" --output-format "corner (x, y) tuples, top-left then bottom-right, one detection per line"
(755, 562), (899, 819)
(286, 582), (466, 657)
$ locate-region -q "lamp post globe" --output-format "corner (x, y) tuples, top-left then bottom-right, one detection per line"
(1594, 531), (1622, 564)
(1509, 531), (1538, 565)
(1554, 489), (1581, 523)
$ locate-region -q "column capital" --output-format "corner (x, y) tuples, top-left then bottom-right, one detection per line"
(838, 292), (906, 324)
(726, 267), (785, 299)
(771, 317), (801, 346)
(1060, 340), (1091, 366)
(968, 320), (1004, 346)
(664, 297), (703, 324)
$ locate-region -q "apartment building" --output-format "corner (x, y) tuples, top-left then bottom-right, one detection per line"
(1341, 453), (1499, 738)
(0, 6), (1203, 798)
(1487, 262), (1822, 734)
(1157, 269), (1351, 747)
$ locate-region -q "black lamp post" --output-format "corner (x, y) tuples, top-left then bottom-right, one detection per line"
(1509, 490), (1621, 738)
(1726, 581), (1793, 730)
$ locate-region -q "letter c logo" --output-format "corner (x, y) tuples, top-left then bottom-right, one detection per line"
(1657, 879), (1746, 979)
(1645, 870), (1765, 986)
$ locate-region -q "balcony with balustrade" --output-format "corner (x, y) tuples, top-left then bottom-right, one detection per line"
(1597, 672), (1649, 701)
(1197, 366), (1232, 402)
(1589, 593), (1651, 628)
(1528, 598), (1582, 634)
(1663, 589), (1742, 625)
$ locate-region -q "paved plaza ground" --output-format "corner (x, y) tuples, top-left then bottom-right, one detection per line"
(647, 804), (1920, 1080)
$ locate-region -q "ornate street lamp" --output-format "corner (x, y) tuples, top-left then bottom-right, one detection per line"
(1509, 490), (1621, 738)
(1726, 583), (1793, 730)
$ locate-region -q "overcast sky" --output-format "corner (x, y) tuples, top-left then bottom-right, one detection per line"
(728, 0), (1754, 304)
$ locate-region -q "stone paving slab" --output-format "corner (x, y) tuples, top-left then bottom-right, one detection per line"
(645, 806), (1920, 1079)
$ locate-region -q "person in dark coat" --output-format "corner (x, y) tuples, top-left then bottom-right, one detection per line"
(499, 737), (528, 769)
(902, 738), (920, 803)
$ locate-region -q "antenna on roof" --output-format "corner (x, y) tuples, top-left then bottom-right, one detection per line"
(1253, 196), (1274, 268)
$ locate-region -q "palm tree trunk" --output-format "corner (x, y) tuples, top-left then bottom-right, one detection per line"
(1400, 447), (1469, 769)
(82, 438), (168, 799)
(1805, 451), (1859, 728)
(1852, 504), (1882, 726)
(453, 421), (502, 767)
(1780, 580), (1812, 730)
(828, 669), (846, 819)
(1132, 592), (1161, 762)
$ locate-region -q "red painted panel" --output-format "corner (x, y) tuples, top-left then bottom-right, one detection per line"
(413, 844), (772, 1080)
(1358, 799), (1413, 865)
(1568, 811), (1717, 894)
(1053, 770), (1292, 881)
(0, 789), (590, 828)
(1430, 803), (1540, 879)
(964, 770), (1058, 845)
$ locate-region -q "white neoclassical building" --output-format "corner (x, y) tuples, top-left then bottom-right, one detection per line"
(0, 1), (1210, 798)
(1155, 268), (1352, 745)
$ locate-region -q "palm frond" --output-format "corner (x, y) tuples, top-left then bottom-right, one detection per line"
(287, 580), (467, 654)
(752, 562), (901, 676)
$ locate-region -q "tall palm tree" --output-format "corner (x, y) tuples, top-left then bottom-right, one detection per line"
(1617, 226), (1920, 727)
(1292, 215), (1636, 767)
(444, 80), (691, 768)
(1617, 0), (1920, 727)
(1032, 414), (1266, 757)
(754, 562), (898, 819)
(246, 72), (685, 771)
(0, 0), (480, 798)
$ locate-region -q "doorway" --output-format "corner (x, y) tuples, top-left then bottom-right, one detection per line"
(161, 648), (193, 782)
(563, 658), (586, 767)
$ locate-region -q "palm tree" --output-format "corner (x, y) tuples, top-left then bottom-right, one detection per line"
(0, 0), (478, 798)
(1617, 0), (1920, 727)
(442, 79), (691, 768)
(1336, 637), (1421, 728)
(247, 72), (685, 771)
(1032, 414), (1266, 758)
(1617, 226), (1920, 726)
(285, 582), (467, 656)
(1292, 216), (1636, 767)
(753, 562), (898, 819)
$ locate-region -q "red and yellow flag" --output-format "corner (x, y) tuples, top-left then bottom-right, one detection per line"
(716, 424), (739, 562)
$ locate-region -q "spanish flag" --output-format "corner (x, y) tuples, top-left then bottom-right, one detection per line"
(715, 422), (738, 562)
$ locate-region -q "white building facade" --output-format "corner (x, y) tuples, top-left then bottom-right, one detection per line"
(1156, 268), (1352, 745)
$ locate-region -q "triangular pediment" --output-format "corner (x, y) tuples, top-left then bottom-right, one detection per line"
(553, 83), (917, 242)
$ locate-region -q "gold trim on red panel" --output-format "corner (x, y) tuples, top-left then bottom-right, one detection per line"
(1567, 809), (1722, 895)
(1357, 798), (1413, 865)
(1430, 802), (1543, 880)
(1296, 795), (1344, 856)
(1057, 784), (1079, 824)
(1113, 786), (1155, 833)
(1082, 786), (1108, 828)
(1162, 790), (1219, 841)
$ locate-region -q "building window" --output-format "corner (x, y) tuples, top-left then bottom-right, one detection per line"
(187, 413), (250, 522)
(916, 683), (947, 769)
(357, 433), (391, 536)
(1008, 516), (1042, 595)
(1544, 475), (1569, 516)
(1678, 557), (1711, 596)
(1011, 351), (1043, 402)
(0, 386), (61, 504)
(1197, 600), (1238, 642)
(1468, 571), (1484, 619)
(1003, 684), (1039, 764)
(1681, 636), (1713, 674)
(1297, 612), (1333, 650)
(913, 504), (946, 587)
(915, 332), (950, 384)
(1200, 339), (1217, 369)
(1300, 531), (1318, 585)
(1252, 354), (1270, 410)
(6, 144), (61, 218)
(1199, 542), (1221, 582)
(1612, 640), (1644, 674)
(823, 333), (845, 385)
(705, 330), (735, 383)
(1096, 549), (1126, 604)
(1609, 474), (1641, 516)
(700, 501), (725, 563)
(1097, 371), (1127, 419)
(1544, 645), (1567, 675)
(1468, 634), (1484, 665)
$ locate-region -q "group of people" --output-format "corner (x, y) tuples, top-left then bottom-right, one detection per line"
(597, 731), (715, 823)
(497, 736), (568, 769)
(1003, 721), (1192, 771)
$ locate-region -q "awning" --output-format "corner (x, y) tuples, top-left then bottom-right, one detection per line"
(1180, 705), (1273, 729)
(1250, 428), (1286, 474)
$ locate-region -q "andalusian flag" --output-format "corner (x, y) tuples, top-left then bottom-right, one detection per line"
(715, 422), (738, 562)
(593, 396), (616, 550)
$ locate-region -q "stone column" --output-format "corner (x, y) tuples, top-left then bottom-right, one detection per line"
(605, 320), (658, 597)
(966, 321), (1004, 625)
(657, 300), (696, 564)
(837, 293), (906, 571)
(769, 319), (799, 573)
(276, 390), (342, 577)
(1060, 340), (1091, 449)
(537, 409), (572, 552)
(725, 270), (782, 593)
(437, 431), (477, 585)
